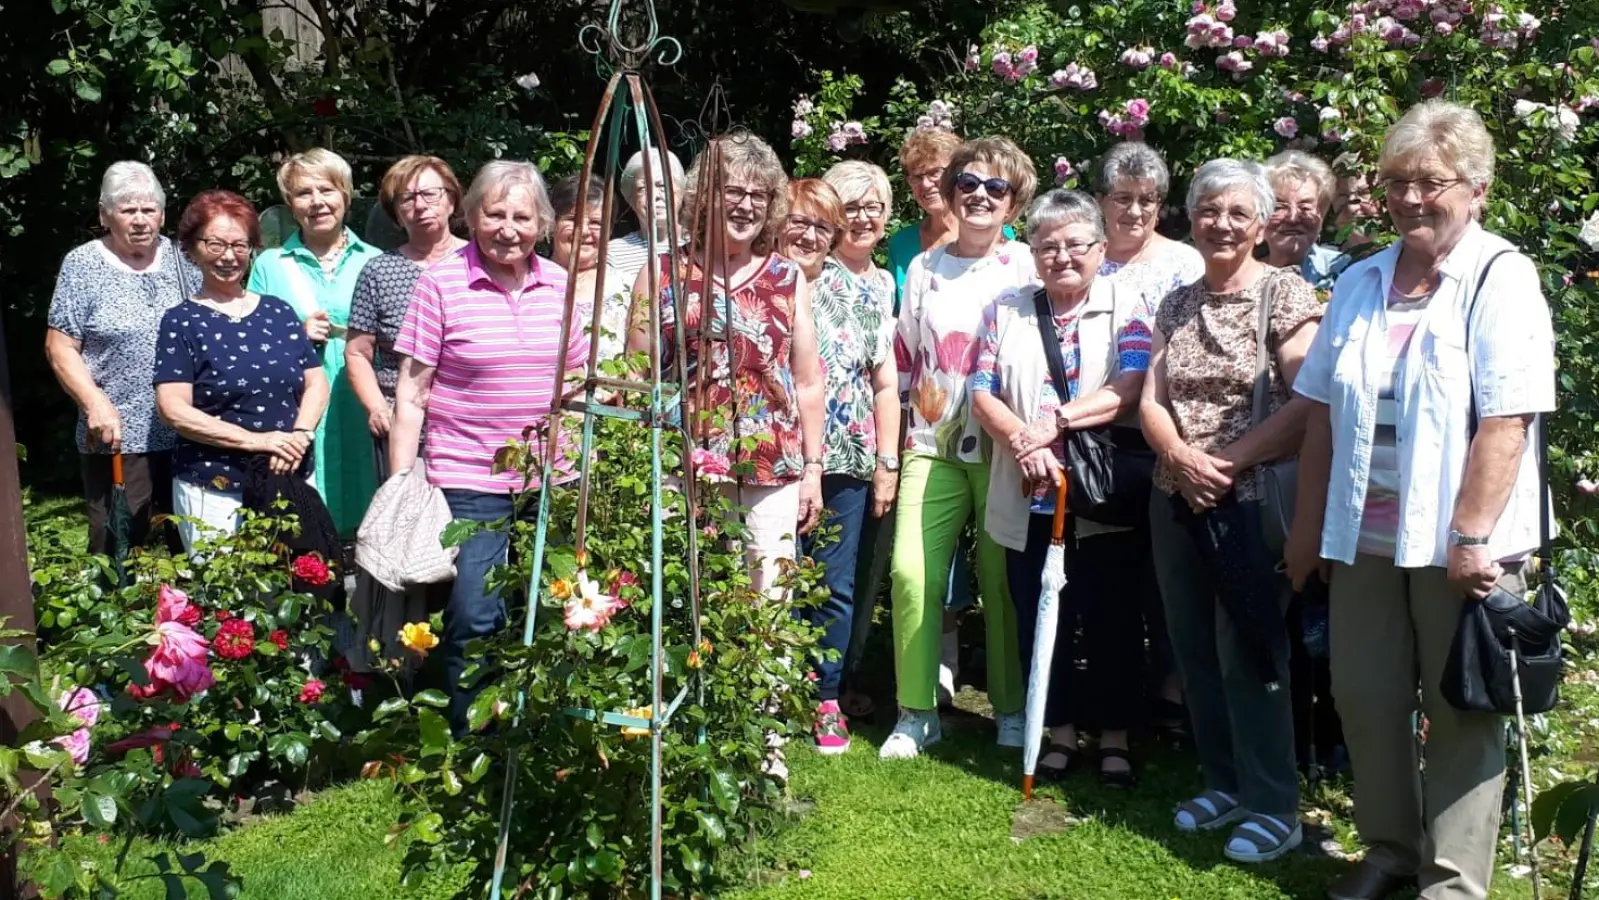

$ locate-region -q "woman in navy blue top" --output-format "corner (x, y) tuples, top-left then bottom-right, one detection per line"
(154, 191), (329, 552)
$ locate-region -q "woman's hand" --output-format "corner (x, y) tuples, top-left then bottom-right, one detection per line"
(1009, 415), (1062, 461)
(367, 403), (393, 437)
(86, 398), (122, 451)
(1018, 447), (1062, 495)
(798, 467), (824, 535)
(1283, 514), (1329, 591)
(256, 431), (310, 474)
(871, 464), (898, 517)
(304, 311), (332, 343)
(1167, 445), (1233, 512)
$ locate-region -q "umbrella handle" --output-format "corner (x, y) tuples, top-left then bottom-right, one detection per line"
(1049, 473), (1069, 545)
(111, 453), (125, 489)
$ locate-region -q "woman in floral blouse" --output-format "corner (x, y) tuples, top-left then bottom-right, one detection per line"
(628, 134), (825, 599)
(882, 137), (1033, 760)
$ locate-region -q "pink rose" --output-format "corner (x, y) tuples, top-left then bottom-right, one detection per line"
(156, 585), (195, 626)
(55, 727), (91, 766)
(1054, 157), (1074, 183)
(1159, 52), (1180, 69)
(1274, 117), (1300, 138)
(964, 44), (981, 71)
(790, 120), (812, 140)
(826, 131), (848, 152)
(1018, 45), (1038, 64)
(58, 687), (101, 728)
(1311, 34), (1331, 51)
(691, 448), (733, 483)
(1216, 0), (1236, 21)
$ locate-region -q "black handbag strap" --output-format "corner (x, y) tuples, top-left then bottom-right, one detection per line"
(1463, 249), (1554, 580)
(1031, 287), (1072, 405)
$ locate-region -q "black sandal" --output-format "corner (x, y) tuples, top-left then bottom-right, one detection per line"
(1037, 743), (1081, 782)
(1150, 697), (1190, 747)
(1098, 747), (1137, 789)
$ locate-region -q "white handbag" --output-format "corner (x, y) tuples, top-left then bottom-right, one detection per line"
(355, 463), (457, 591)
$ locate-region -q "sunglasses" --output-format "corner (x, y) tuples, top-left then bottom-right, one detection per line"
(954, 172), (1013, 199)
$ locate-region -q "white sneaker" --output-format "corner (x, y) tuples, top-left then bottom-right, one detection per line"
(995, 711), (1026, 748)
(763, 746), (789, 782)
(879, 708), (942, 759)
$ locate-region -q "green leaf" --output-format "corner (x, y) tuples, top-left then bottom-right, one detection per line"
(46, 59), (71, 75)
(225, 750), (260, 779)
(695, 809), (727, 844)
(413, 689), (450, 709)
(441, 765), (462, 796)
(466, 686), (500, 733)
(1554, 784), (1599, 846)
(587, 848), (622, 881)
(84, 791), (117, 828)
(266, 732), (309, 768)
(464, 752), (491, 784)
(412, 811), (444, 843)
(1532, 779), (1586, 843)
(0, 644), (39, 680)
(74, 80), (102, 102)
(315, 720), (342, 742)
(440, 519), (482, 549)
(373, 696), (408, 722)
(418, 708), (450, 758)
(708, 769), (739, 815)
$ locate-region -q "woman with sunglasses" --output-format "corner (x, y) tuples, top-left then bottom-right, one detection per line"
(881, 137), (1033, 760)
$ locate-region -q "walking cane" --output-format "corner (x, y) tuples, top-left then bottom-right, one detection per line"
(1509, 623), (1543, 900)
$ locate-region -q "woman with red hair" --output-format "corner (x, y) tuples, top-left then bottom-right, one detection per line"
(154, 190), (330, 552)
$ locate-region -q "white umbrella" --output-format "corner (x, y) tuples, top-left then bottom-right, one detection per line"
(1022, 476), (1070, 801)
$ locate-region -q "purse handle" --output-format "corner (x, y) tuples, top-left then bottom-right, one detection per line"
(1249, 270), (1287, 428)
(1031, 287), (1073, 405)
(1464, 250), (1553, 581)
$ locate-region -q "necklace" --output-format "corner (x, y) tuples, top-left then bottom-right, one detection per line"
(194, 293), (252, 322)
(313, 233), (347, 274)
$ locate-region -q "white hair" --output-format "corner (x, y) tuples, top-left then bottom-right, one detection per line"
(463, 160), (554, 238)
(1094, 142), (1171, 198)
(1187, 158), (1275, 224)
(1381, 99), (1495, 189)
(620, 147), (685, 215)
(1026, 189), (1106, 242)
(99, 161), (166, 210)
(822, 160), (892, 207)
(1264, 150), (1335, 211)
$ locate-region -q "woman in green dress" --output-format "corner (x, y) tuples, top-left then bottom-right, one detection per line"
(247, 148), (382, 538)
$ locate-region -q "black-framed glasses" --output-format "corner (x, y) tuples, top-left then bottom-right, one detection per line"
(843, 201), (886, 220)
(398, 186), (450, 208)
(954, 172), (1013, 199)
(1036, 240), (1103, 260)
(197, 237), (253, 257)
(1381, 176), (1465, 200)
(722, 185), (772, 208)
(784, 215), (837, 241)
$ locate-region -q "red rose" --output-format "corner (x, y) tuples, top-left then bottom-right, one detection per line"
(212, 619), (255, 660)
(269, 629), (289, 651)
(298, 679), (325, 704)
(177, 605), (203, 627)
(291, 554), (333, 587)
(215, 610), (233, 622)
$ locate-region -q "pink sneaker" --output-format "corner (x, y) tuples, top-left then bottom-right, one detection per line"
(815, 700), (851, 756)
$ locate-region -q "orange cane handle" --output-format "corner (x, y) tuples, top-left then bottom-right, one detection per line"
(1049, 473), (1069, 544)
(111, 453), (125, 488)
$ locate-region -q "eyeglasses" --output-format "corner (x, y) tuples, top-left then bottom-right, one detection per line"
(1382, 176), (1465, 200)
(843, 201), (886, 220)
(197, 237), (253, 257)
(1193, 207), (1258, 228)
(398, 187), (450, 208)
(911, 167), (946, 186)
(1108, 192), (1161, 211)
(1036, 240), (1103, 260)
(785, 215), (838, 241)
(954, 172), (1013, 199)
(722, 185), (772, 208)
(1269, 200), (1322, 219)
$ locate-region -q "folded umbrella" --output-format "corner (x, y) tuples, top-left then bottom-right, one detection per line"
(107, 453), (132, 586)
(1022, 476), (1070, 801)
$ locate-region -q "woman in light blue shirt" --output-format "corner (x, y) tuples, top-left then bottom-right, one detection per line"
(248, 148), (382, 538)
(1262, 151), (1350, 293)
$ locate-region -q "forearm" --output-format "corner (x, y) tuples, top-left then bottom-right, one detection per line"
(159, 400), (260, 452)
(389, 372), (429, 473)
(344, 336), (388, 415)
(1291, 402), (1333, 529)
(1140, 397), (1187, 458)
(293, 373), (331, 433)
(44, 334), (109, 413)
(798, 376), (824, 460)
(1219, 397), (1312, 470)
(971, 391), (1027, 442)
(871, 366), (900, 459)
(1452, 414), (1532, 537)
(1059, 374), (1143, 431)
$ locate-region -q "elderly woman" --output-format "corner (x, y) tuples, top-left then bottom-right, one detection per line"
(249, 148), (382, 538)
(1332, 152), (1379, 251)
(971, 189), (1152, 786)
(627, 135), (825, 599)
(1140, 159), (1322, 862)
(391, 160), (585, 730)
(154, 191), (329, 552)
(1287, 100), (1555, 900)
(883, 136), (1032, 760)
(346, 155), (467, 481)
(886, 129), (962, 296)
(608, 146), (685, 289)
(551, 173), (631, 363)
(46, 162), (196, 555)
(1263, 150), (1350, 292)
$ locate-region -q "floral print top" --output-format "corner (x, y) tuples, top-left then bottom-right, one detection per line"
(1099, 240), (1204, 317)
(657, 253), (804, 486)
(895, 241), (1037, 463)
(811, 258), (895, 480)
(1153, 266), (1322, 501)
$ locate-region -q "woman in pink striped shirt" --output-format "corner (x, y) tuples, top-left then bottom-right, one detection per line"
(390, 160), (587, 731)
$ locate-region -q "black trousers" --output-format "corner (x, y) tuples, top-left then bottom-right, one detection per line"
(80, 451), (182, 556)
(1006, 516), (1147, 730)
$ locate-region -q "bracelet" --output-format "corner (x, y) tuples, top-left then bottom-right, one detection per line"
(293, 428), (315, 437)
(803, 456), (824, 467)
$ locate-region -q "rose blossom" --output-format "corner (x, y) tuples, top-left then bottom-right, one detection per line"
(992, 50), (1014, 79)
(1120, 45), (1154, 69)
(1159, 52), (1180, 69)
(212, 618), (255, 660)
(55, 728), (92, 766)
(964, 44), (981, 71)
(1054, 157), (1074, 183)
(692, 448), (732, 482)
(563, 573), (623, 632)
(58, 687), (102, 728)
(1434, 20), (1455, 35)
(826, 131), (848, 152)
(1216, 0), (1237, 21)
(1311, 34), (1331, 51)
(291, 553), (332, 587)
(1274, 117), (1300, 138)
(1124, 98), (1152, 125)
(791, 120), (812, 140)
(298, 679), (325, 704)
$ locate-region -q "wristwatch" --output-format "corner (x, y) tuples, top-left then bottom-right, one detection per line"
(877, 454), (900, 472)
(1448, 530), (1491, 548)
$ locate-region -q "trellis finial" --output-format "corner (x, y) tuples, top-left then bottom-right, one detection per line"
(578, 0), (683, 71)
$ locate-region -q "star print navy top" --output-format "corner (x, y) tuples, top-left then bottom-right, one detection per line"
(154, 295), (322, 491)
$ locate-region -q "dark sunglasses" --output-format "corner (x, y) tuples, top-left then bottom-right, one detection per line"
(954, 172), (1013, 199)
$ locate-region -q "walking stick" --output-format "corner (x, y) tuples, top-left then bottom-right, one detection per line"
(1509, 624), (1543, 900)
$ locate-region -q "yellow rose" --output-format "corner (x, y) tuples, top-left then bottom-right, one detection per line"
(550, 578), (574, 600)
(399, 621), (440, 653)
(620, 705), (653, 739)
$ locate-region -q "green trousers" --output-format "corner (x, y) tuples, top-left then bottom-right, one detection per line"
(889, 452), (1023, 714)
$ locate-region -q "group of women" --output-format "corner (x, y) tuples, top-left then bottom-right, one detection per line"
(47, 96), (1553, 900)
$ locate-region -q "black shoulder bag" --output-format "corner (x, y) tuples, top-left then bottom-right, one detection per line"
(1441, 250), (1569, 715)
(1030, 287), (1154, 527)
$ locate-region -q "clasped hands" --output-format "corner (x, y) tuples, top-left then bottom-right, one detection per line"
(257, 430), (314, 475)
(1166, 444), (1235, 514)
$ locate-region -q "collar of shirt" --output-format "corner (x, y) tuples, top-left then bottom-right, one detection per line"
(462, 240), (554, 294)
(282, 227), (373, 271)
(1357, 221), (1486, 303)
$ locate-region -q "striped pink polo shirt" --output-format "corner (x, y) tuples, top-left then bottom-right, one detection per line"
(395, 242), (587, 493)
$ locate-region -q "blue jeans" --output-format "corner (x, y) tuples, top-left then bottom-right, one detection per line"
(441, 489), (516, 733)
(801, 475), (870, 701)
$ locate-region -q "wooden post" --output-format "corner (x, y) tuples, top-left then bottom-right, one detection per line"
(0, 312), (44, 897)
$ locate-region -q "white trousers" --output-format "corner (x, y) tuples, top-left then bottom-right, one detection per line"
(719, 481), (800, 601)
(172, 478), (243, 554)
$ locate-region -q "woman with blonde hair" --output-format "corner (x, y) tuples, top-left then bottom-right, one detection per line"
(249, 147), (382, 537)
(1262, 150), (1349, 291)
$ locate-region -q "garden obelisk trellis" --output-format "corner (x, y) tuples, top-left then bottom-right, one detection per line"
(487, 1), (708, 897)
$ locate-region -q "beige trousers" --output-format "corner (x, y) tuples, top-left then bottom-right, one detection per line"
(720, 481), (800, 601)
(1330, 554), (1521, 900)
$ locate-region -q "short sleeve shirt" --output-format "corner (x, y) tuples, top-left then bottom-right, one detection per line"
(1099, 241), (1205, 317)
(1153, 267), (1322, 500)
(348, 251), (425, 401)
(153, 295), (322, 490)
(811, 259), (895, 480)
(48, 237), (198, 454)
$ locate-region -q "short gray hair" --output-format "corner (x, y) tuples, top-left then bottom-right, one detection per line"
(1026, 189), (1106, 243)
(1264, 150), (1335, 212)
(99, 161), (166, 210)
(1187, 158), (1275, 224)
(1380, 99), (1495, 189)
(463, 160), (554, 238)
(620, 147), (685, 214)
(1093, 142), (1171, 198)
(822, 160), (892, 207)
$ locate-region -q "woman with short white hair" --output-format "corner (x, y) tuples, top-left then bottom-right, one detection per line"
(1141, 158), (1322, 862)
(1287, 100), (1555, 900)
(249, 147), (383, 538)
(1094, 142), (1204, 312)
(390, 159), (586, 731)
(1262, 150), (1348, 291)
(608, 146), (685, 289)
(46, 161), (197, 556)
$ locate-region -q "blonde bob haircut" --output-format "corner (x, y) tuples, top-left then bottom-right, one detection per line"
(898, 129), (962, 177)
(276, 147), (354, 205)
(787, 178), (847, 248)
(1379, 99), (1495, 189)
(378, 155), (462, 221)
(940, 136), (1037, 224)
(823, 160), (892, 209)
(1264, 150), (1335, 213)
(461, 160), (555, 239)
(683, 133), (790, 256)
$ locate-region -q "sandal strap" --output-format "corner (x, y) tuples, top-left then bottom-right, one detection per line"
(1045, 743), (1078, 756)
(1230, 814), (1295, 850)
(1177, 790), (1237, 823)
(1099, 747), (1131, 763)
